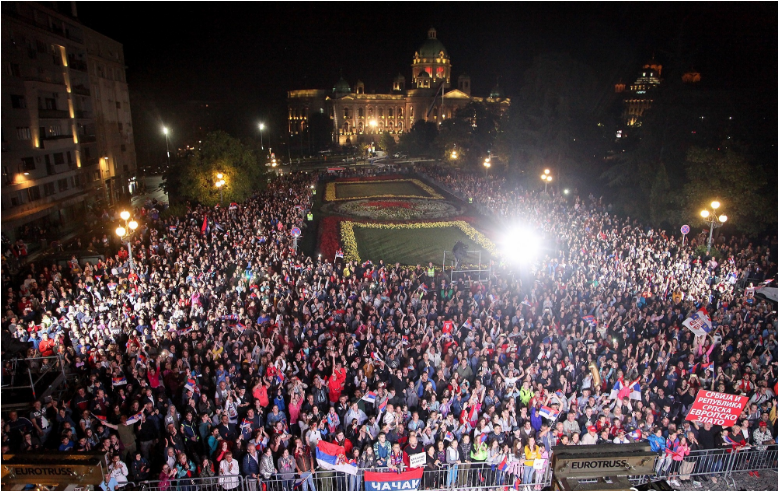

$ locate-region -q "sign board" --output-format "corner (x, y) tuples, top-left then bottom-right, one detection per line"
(685, 390), (748, 427)
(365, 468), (422, 491)
(551, 443), (655, 479)
(1, 452), (107, 486)
(291, 227), (302, 237)
(680, 225), (690, 235)
(408, 452), (426, 469)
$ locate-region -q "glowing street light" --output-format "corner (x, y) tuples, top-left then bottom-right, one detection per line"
(699, 200), (728, 254)
(215, 174), (226, 204)
(541, 171), (553, 194)
(116, 210), (140, 270)
(258, 123), (265, 150)
(162, 126), (171, 166)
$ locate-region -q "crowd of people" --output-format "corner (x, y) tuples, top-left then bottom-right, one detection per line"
(2, 165), (777, 491)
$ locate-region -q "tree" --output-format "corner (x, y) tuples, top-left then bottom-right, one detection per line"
(396, 121), (438, 156)
(682, 145), (775, 236)
(436, 102), (500, 168)
(378, 132), (397, 155)
(164, 131), (265, 206)
(497, 53), (602, 175)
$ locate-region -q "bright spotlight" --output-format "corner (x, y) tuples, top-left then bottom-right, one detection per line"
(502, 228), (541, 264)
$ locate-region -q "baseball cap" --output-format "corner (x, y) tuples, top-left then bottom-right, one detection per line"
(759, 421), (767, 427)
(588, 426), (597, 432)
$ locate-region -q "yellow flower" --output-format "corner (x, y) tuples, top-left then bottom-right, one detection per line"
(338, 220), (496, 264)
(324, 179), (444, 202)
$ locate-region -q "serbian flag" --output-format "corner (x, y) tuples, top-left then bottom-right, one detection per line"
(378, 398), (388, 413)
(185, 378), (197, 392)
(229, 202), (238, 210)
(201, 216), (209, 235)
(126, 411), (144, 425)
(583, 315), (598, 328)
(371, 352), (382, 364)
(365, 468), (422, 491)
(316, 441), (357, 475)
(112, 376), (127, 386)
(92, 413), (107, 423)
(628, 429), (643, 441)
(496, 456), (509, 472)
(362, 391), (377, 404)
(236, 322), (246, 333)
(609, 378), (624, 399)
(628, 380), (642, 400)
(539, 405), (559, 421)
(418, 284), (428, 294)
(178, 326), (194, 336)
(444, 431), (455, 441)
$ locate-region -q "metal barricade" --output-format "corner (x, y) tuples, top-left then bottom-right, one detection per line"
(139, 475), (242, 491)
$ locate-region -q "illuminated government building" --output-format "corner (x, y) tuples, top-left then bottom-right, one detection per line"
(287, 28), (510, 147)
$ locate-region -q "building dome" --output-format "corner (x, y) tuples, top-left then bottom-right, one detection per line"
(333, 76), (351, 94)
(418, 27), (448, 59)
(418, 71), (430, 78)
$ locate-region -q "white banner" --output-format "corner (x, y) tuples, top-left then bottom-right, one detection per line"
(682, 308), (713, 337)
(409, 452), (426, 469)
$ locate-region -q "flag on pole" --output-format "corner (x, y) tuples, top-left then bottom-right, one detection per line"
(628, 380), (642, 400)
(609, 378), (624, 399)
(185, 378), (197, 392)
(371, 352), (382, 364)
(539, 405), (560, 420)
(316, 441), (357, 475)
(126, 411), (144, 425)
(201, 216), (209, 235)
(378, 398), (388, 413)
(361, 391), (377, 404)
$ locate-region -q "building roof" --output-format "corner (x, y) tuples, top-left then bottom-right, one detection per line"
(333, 76), (351, 94)
(418, 27), (448, 59)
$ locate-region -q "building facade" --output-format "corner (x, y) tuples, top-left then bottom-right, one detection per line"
(288, 28), (509, 147)
(1, 2), (137, 242)
(615, 58), (663, 127)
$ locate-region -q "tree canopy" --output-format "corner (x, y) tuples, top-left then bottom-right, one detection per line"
(164, 131), (266, 206)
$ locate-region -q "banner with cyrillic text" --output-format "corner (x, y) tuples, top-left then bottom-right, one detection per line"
(685, 390), (748, 427)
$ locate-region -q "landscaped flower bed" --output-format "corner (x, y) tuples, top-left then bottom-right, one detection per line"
(324, 179), (444, 201)
(331, 199), (460, 221)
(340, 220), (495, 264)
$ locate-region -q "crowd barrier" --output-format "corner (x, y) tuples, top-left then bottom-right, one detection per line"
(136, 447), (777, 491)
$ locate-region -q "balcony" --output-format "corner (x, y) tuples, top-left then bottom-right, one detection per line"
(72, 85), (90, 96)
(69, 60), (87, 72)
(38, 109), (70, 119)
(40, 134), (73, 147)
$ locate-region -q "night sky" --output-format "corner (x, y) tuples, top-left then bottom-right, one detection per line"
(77, 2), (777, 162)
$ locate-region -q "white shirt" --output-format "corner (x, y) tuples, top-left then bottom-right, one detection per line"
(219, 459), (240, 489)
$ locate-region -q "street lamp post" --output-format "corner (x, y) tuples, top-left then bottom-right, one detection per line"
(162, 127), (171, 167)
(215, 173), (225, 205)
(116, 210), (139, 271)
(540, 168), (553, 194)
(259, 123), (265, 150)
(483, 152), (491, 175)
(700, 200), (728, 254)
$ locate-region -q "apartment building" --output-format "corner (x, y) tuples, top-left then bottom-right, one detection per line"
(1, 2), (136, 242)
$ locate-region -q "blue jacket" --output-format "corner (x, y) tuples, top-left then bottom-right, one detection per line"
(242, 452), (260, 477)
(647, 434), (666, 453)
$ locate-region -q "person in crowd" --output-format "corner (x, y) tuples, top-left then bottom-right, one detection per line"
(1, 167), (776, 491)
